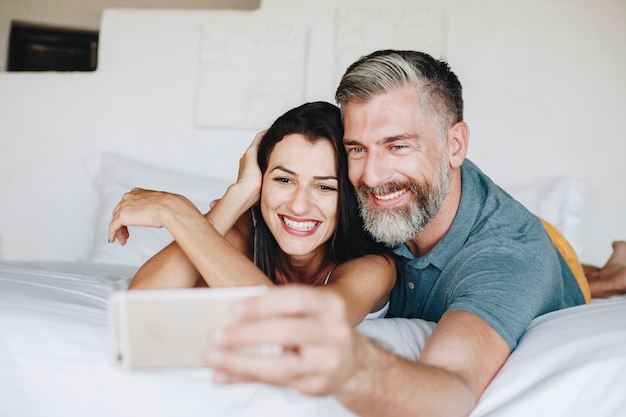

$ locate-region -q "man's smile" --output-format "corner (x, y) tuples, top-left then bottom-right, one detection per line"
(373, 189), (408, 201)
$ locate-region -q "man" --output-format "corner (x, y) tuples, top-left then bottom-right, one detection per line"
(205, 50), (592, 417)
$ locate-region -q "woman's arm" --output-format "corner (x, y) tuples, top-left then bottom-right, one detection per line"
(156, 192), (273, 288)
(111, 132), (268, 289)
(124, 182), (258, 289)
(323, 254), (396, 326)
(110, 187), (273, 289)
(129, 239), (203, 289)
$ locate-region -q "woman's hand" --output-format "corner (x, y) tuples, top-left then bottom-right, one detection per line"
(108, 188), (200, 245)
(205, 130), (266, 234)
(236, 130), (265, 196)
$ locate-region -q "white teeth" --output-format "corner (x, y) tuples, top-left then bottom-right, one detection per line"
(375, 189), (406, 201)
(282, 216), (318, 231)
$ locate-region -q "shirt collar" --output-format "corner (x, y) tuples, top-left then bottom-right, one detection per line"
(393, 160), (480, 270)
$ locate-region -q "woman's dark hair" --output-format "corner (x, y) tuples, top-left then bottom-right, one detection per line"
(252, 101), (391, 281)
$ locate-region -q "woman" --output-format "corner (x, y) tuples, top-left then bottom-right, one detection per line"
(108, 102), (396, 325)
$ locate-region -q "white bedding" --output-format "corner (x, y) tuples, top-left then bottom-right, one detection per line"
(1, 261), (625, 417)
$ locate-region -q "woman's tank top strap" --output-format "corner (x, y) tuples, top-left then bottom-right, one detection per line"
(323, 263), (337, 285)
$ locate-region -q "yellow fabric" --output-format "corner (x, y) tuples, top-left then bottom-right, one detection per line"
(540, 218), (591, 303)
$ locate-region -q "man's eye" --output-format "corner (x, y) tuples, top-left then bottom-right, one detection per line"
(348, 147), (363, 154)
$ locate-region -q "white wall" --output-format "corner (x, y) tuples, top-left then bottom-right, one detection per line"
(0, 0), (259, 70)
(0, 0), (624, 266)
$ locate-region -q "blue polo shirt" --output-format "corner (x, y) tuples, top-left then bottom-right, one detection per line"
(387, 159), (585, 350)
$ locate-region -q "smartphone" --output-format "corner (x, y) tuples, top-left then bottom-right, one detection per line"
(108, 286), (271, 369)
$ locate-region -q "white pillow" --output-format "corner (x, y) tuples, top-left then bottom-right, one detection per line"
(84, 153), (231, 266)
(501, 177), (589, 257)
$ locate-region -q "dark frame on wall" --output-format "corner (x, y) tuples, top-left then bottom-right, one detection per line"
(7, 21), (99, 71)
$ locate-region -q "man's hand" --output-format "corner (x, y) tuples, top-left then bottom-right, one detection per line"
(205, 285), (358, 396)
(205, 284), (507, 417)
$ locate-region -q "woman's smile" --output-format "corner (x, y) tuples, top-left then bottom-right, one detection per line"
(280, 214), (321, 234)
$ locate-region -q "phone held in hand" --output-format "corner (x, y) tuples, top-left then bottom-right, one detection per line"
(108, 286), (273, 369)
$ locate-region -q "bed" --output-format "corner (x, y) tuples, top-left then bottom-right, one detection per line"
(2, 263), (625, 417)
(1, 153), (625, 417)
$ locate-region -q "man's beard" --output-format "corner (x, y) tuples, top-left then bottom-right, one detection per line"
(355, 161), (451, 245)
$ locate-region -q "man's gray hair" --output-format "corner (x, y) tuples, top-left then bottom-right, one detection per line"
(335, 50), (464, 141)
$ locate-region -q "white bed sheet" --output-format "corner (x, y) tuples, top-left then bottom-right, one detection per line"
(1, 261), (625, 417)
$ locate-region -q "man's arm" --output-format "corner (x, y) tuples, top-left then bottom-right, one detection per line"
(206, 286), (511, 417)
(337, 310), (510, 416)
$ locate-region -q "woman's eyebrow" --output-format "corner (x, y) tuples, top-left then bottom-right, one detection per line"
(270, 166), (337, 181)
(314, 175), (338, 181)
(270, 165), (296, 176)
